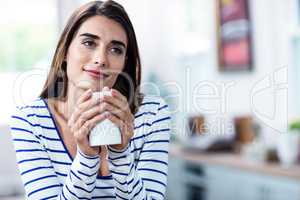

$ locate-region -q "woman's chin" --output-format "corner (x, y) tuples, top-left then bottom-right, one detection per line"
(75, 83), (94, 92)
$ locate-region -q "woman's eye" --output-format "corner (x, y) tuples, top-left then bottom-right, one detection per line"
(82, 40), (95, 48)
(110, 47), (124, 55)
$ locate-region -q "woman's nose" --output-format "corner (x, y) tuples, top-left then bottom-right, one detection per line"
(93, 48), (107, 66)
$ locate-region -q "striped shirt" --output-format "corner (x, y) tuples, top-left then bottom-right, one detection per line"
(9, 95), (171, 200)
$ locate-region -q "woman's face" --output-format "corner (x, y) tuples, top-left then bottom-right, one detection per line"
(66, 15), (128, 92)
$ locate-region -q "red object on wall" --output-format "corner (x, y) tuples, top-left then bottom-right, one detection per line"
(217, 0), (253, 71)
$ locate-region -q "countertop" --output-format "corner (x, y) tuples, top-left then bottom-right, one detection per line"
(169, 143), (300, 181)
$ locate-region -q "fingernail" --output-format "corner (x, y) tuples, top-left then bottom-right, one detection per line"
(87, 89), (92, 95)
(103, 86), (108, 91)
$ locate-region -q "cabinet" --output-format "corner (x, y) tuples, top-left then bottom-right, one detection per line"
(206, 166), (300, 200)
(167, 158), (300, 200)
(166, 157), (187, 200)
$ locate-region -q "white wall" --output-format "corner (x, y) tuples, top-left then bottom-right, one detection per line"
(115, 0), (298, 145)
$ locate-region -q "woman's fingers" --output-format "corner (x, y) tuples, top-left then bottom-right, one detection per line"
(74, 121), (100, 156)
(101, 93), (128, 112)
(106, 113), (127, 145)
(74, 121), (90, 142)
(74, 100), (122, 128)
(99, 101), (125, 119)
(76, 89), (92, 105)
(106, 112), (132, 135)
(111, 89), (127, 102)
(87, 112), (108, 130)
(69, 93), (100, 127)
(74, 112), (108, 143)
(69, 88), (134, 154)
(107, 112), (134, 150)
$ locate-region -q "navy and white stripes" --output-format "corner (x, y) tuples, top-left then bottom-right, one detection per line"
(10, 95), (171, 199)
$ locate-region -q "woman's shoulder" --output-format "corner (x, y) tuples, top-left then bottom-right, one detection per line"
(137, 95), (168, 113)
(133, 95), (171, 142)
(9, 98), (51, 137)
(135, 95), (170, 121)
(11, 98), (49, 119)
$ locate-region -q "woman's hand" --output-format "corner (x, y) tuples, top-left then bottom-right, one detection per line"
(99, 88), (134, 151)
(68, 89), (109, 157)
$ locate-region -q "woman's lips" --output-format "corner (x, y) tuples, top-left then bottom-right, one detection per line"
(83, 69), (109, 79)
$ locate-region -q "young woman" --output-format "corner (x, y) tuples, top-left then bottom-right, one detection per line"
(10, 1), (171, 199)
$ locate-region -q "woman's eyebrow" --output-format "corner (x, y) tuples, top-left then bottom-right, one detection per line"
(79, 33), (100, 39)
(79, 33), (126, 48)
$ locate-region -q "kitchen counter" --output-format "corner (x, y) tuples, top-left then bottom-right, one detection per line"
(169, 143), (300, 181)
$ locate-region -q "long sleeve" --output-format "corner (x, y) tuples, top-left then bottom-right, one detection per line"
(10, 107), (100, 199)
(107, 97), (171, 199)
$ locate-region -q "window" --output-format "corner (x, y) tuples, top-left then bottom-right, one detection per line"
(1, 0), (58, 124)
(0, 0), (58, 72)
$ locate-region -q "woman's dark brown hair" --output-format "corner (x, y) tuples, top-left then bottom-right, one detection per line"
(40, 0), (144, 114)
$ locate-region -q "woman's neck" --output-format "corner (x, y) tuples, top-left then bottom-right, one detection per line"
(54, 84), (85, 121)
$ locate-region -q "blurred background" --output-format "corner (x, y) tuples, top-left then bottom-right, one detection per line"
(1, 0), (300, 199)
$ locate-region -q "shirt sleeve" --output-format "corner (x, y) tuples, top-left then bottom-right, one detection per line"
(10, 107), (100, 200)
(107, 97), (171, 199)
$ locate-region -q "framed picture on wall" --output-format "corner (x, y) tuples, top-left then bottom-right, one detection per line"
(216, 0), (253, 71)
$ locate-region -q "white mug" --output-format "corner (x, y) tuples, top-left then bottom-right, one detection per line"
(89, 90), (122, 146)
